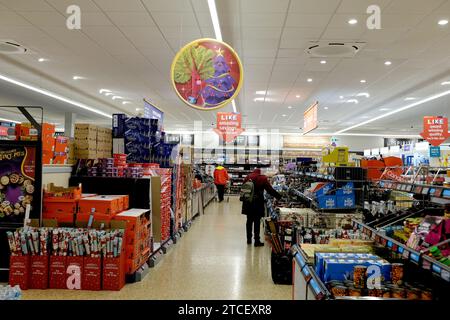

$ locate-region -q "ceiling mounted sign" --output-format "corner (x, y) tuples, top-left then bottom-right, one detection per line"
(420, 116), (449, 147)
(214, 112), (244, 143)
(303, 101), (318, 134)
(171, 38), (243, 111)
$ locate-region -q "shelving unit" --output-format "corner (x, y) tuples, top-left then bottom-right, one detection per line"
(352, 219), (450, 283)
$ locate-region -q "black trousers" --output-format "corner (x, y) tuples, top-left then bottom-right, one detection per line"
(216, 184), (225, 202)
(246, 215), (261, 242)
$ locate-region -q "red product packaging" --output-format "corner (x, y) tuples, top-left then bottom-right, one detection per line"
(82, 257), (102, 291)
(49, 255), (67, 289)
(102, 256), (125, 291)
(66, 256), (84, 290)
(30, 255), (49, 289)
(9, 255), (31, 290)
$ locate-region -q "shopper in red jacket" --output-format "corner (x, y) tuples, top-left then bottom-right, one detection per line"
(242, 168), (281, 246)
(214, 165), (229, 202)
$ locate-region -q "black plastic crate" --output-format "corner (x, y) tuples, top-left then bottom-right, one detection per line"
(271, 251), (292, 285)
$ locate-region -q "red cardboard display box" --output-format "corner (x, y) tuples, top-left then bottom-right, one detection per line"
(78, 195), (123, 215)
(66, 256), (84, 290)
(43, 199), (78, 215)
(102, 256), (125, 291)
(82, 257), (102, 291)
(49, 255), (67, 289)
(30, 255), (49, 289)
(9, 255), (31, 290)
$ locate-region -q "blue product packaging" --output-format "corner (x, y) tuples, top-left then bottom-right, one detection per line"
(315, 183), (334, 197)
(322, 258), (392, 283)
(317, 195), (336, 209)
(336, 195), (356, 208)
(113, 114), (127, 138)
(336, 182), (354, 196)
(315, 253), (380, 279)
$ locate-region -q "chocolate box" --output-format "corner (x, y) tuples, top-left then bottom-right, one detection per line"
(66, 256), (84, 290)
(82, 257), (102, 291)
(49, 255), (67, 289)
(30, 255), (49, 289)
(9, 255), (31, 290)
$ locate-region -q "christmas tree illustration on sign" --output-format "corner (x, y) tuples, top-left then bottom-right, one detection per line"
(171, 39), (243, 111)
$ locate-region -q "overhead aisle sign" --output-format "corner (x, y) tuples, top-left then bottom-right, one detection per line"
(303, 102), (318, 134)
(420, 116), (449, 147)
(214, 112), (244, 143)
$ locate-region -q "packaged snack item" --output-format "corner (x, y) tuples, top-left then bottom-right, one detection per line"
(391, 263), (404, 285)
(331, 285), (348, 297)
(353, 265), (368, 289)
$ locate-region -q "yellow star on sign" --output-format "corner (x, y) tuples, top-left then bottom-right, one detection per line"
(216, 48), (224, 57)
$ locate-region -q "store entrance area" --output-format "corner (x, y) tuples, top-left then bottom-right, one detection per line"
(21, 197), (290, 300)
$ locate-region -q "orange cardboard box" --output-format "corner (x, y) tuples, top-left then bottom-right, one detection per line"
(43, 199), (78, 215)
(78, 195), (125, 215)
(42, 212), (75, 224)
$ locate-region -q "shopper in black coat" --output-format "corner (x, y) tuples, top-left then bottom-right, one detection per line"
(242, 168), (282, 246)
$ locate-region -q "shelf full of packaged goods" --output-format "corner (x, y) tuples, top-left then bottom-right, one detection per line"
(352, 219), (450, 283)
(377, 180), (450, 205)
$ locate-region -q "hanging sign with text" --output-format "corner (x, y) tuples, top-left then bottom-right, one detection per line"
(214, 112), (244, 143)
(420, 116), (449, 147)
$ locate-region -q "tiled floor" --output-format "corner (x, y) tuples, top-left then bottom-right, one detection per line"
(22, 197), (291, 300)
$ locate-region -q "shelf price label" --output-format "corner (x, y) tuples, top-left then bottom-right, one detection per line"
(441, 269), (450, 282)
(397, 246), (404, 254)
(387, 241), (393, 248)
(410, 252), (420, 264)
(432, 264), (441, 275)
(309, 278), (322, 295)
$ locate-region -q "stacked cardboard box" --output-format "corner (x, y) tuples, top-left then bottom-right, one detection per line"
(75, 124), (98, 159)
(97, 127), (112, 158)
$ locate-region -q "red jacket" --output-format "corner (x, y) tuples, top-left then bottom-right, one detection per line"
(214, 166), (229, 185)
(242, 168), (281, 216)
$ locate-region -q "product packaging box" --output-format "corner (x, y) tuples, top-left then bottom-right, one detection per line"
(49, 255), (67, 289)
(66, 256), (84, 290)
(102, 256), (125, 291)
(315, 253), (380, 279)
(43, 199), (78, 215)
(322, 258), (392, 283)
(9, 255), (31, 290)
(113, 114), (128, 138)
(336, 182), (355, 196)
(30, 255), (49, 289)
(317, 195), (337, 209)
(78, 195), (124, 215)
(113, 139), (125, 154)
(336, 195), (356, 208)
(82, 257), (102, 291)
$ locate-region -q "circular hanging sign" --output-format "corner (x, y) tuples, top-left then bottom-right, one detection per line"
(171, 38), (243, 111)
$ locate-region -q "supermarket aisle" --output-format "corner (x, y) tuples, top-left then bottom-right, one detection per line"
(23, 197), (291, 300)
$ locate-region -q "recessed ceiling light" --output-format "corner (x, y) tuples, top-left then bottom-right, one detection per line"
(282, 114), (287, 117)
(339, 96), (344, 99)
(307, 78), (313, 82)
(348, 19), (358, 25)
(38, 58), (46, 62)
(122, 101), (131, 105)
(254, 97), (265, 102)
(441, 81), (450, 85)
(346, 99), (359, 104)
(324, 107), (329, 110)
(99, 89), (111, 94)
(112, 96), (124, 100)
(356, 92), (370, 98)
(360, 79), (366, 83)
(438, 19), (449, 26)
(404, 97), (416, 101)
(288, 106), (293, 109)
(379, 108), (390, 111)
(384, 61), (392, 66)
(361, 116), (370, 119)
(320, 60), (327, 64)
(72, 76), (83, 80)
(136, 108), (142, 111)
(295, 95), (301, 98)
(104, 92), (113, 96)
(255, 90), (266, 95)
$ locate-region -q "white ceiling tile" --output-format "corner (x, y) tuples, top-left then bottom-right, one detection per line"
(321, 27), (366, 40)
(359, 27), (409, 44)
(290, 0), (341, 14)
(94, 0), (145, 11)
(438, 0), (450, 12)
(385, 0), (446, 14)
(106, 12), (156, 26)
(326, 14), (370, 28)
(241, 13), (286, 28)
(199, 26), (215, 38)
(120, 27), (170, 49)
(0, 11), (32, 26)
(337, 0), (392, 13)
(275, 57), (307, 65)
(382, 14), (427, 28)
(242, 27), (282, 39)
(18, 11), (66, 27)
(243, 38), (279, 50)
(81, 12), (113, 26)
(191, 0), (210, 13)
(278, 48), (303, 58)
(243, 48), (278, 58)
(142, 0), (194, 12)
(280, 37), (309, 49)
(0, 0), (54, 11)
(241, 0), (289, 13)
(195, 13), (213, 28)
(152, 12), (197, 27)
(218, 13), (240, 27)
(159, 26), (202, 40)
(282, 27), (324, 40)
(46, 0), (101, 12)
(286, 14), (332, 28)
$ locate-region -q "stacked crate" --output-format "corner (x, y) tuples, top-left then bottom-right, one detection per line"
(75, 124), (98, 159)
(153, 168), (172, 241)
(113, 209), (152, 274)
(97, 127), (112, 158)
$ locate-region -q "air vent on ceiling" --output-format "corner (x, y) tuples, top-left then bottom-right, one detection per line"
(306, 42), (365, 58)
(0, 40), (29, 54)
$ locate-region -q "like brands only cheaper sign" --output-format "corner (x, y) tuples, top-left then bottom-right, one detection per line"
(214, 112), (244, 143)
(420, 116), (449, 147)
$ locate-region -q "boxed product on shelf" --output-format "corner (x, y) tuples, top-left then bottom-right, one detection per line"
(317, 195), (337, 209)
(315, 252), (381, 280)
(78, 195), (127, 215)
(322, 258), (392, 283)
(336, 194), (356, 208)
(113, 114), (128, 138)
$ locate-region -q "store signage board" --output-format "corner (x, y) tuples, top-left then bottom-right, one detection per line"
(420, 116), (449, 147)
(170, 38), (243, 111)
(430, 146), (441, 157)
(214, 112), (244, 143)
(303, 101), (318, 134)
(364, 149), (371, 156)
(143, 99), (164, 123)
